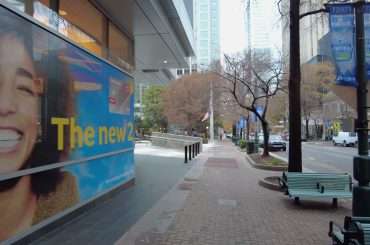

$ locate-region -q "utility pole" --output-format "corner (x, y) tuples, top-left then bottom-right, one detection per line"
(209, 80), (214, 143)
(353, 0), (370, 217)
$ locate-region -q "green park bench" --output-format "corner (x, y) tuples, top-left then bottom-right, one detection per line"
(280, 172), (352, 207)
(329, 216), (370, 245)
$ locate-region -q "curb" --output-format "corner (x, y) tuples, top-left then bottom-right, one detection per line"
(245, 154), (288, 171)
(258, 176), (284, 192)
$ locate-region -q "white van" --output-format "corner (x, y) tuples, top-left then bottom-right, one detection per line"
(333, 132), (357, 147)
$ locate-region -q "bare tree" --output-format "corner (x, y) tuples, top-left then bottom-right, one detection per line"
(220, 51), (285, 156)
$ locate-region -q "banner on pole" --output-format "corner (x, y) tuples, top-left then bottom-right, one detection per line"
(364, 4), (370, 79)
(328, 4), (356, 86)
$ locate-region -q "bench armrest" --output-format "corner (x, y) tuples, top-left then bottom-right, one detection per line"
(316, 182), (325, 193)
(329, 221), (345, 244)
(278, 177), (287, 189)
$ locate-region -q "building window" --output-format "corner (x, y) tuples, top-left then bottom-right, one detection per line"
(200, 49), (208, 56)
(200, 12), (208, 20)
(3, 0), (25, 12)
(58, 0), (104, 56)
(200, 4), (208, 11)
(200, 31), (208, 39)
(200, 40), (208, 47)
(4, 0), (134, 72)
(200, 21), (208, 29)
(108, 22), (134, 70)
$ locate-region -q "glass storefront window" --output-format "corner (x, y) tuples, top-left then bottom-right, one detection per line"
(3, 0), (134, 73)
(58, 0), (104, 56)
(32, 1), (103, 56)
(37, 0), (48, 7)
(59, 0), (104, 44)
(2, 0), (25, 11)
(108, 22), (134, 71)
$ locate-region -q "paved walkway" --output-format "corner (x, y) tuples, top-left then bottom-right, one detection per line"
(118, 141), (352, 245)
(31, 145), (194, 245)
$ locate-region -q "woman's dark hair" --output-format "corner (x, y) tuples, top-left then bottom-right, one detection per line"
(0, 7), (74, 196)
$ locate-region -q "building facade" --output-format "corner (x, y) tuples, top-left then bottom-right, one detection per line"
(0, 0), (194, 242)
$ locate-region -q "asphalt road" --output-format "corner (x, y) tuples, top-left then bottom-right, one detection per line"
(274, 142), (358, 174)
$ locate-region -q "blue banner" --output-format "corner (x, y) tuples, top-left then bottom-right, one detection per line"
(364, 4), (370, 78)
(252, 106), (264, 122)
(328, 4), (356, 86)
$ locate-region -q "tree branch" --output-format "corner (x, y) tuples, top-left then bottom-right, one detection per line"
(300, 8), (328, 20)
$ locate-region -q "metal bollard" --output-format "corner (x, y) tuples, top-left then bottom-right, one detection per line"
(189, 145), (192, 160)
(192, 144), (195, 158)
(185, 145), (188, 163)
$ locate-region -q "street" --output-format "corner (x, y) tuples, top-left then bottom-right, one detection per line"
(274, 142), (358, 174)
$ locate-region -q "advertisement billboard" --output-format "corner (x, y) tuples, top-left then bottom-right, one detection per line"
(0, 5), (135, 242)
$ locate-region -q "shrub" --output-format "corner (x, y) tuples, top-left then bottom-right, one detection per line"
(239, 139), (247, 149)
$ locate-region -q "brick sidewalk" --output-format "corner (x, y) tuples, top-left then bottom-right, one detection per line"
(149, 141), (351, 245)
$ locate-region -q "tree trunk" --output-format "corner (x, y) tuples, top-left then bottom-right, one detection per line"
(261, 120), (269, 157)
(288, 0), (302, 172)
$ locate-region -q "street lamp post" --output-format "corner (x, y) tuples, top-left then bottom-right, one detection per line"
(353, 0), (370, 217)
(209, 79), (214, 143)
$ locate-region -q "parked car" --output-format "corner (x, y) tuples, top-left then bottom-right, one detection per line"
(258, 134), (264, 144)
(268, 135), (287, 151)
(333, 132), (357, 147)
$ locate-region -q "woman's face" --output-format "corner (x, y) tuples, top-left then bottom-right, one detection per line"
(0, 34), (39, 173)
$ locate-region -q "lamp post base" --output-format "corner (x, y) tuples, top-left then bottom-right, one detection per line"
(353, 185), (370, 216)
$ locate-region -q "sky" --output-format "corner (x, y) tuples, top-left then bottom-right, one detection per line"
(220, 0), (282, 57)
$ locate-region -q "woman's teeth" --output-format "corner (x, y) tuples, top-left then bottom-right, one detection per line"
(0, 129), (21, 152)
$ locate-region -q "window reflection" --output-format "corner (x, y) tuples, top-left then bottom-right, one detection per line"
(2, 0), (25, 12)
(4, 0), (134, 73)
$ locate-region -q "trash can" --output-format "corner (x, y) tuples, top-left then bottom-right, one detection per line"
(246, 141), (256, 154)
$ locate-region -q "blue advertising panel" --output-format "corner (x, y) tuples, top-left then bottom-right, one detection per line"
(0, 5), (134, 242)
(328, 4), (356, 86)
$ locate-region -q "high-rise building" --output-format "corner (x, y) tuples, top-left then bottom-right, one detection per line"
(245, 0), (281, 55)
(194, 0), (221, 68)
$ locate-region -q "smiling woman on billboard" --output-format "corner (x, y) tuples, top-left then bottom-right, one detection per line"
(0, 2), (135, 241)
(0, 12), (79, 241)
